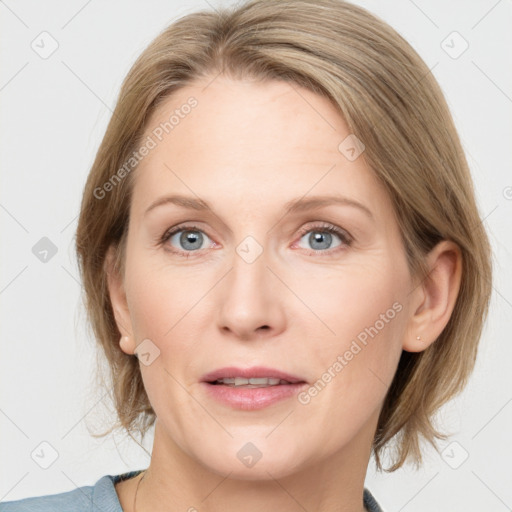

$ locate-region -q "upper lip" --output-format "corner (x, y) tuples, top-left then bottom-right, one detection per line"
(201, 366), (307, 384)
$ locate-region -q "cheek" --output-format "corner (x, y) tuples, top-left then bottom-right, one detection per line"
(297, 257), (406, 344)
(127, 279), (171, 341)
(295, 257), (408, 397)
(124, 244), (193, 340)
(123, 255), (200, 428)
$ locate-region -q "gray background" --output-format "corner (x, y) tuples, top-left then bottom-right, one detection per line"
(1, 0), (511, 510)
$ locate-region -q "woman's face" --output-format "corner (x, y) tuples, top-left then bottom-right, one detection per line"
(111, 75), (417, 479)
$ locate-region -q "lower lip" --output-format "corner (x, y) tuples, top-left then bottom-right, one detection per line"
(201, 382), (307, 410)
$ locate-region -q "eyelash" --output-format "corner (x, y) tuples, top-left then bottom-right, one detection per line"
(159, 222), (353, 257)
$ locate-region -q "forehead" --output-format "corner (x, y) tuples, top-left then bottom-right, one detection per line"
(130, 76), (392, 220)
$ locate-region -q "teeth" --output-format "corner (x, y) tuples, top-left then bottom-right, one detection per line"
(249, 377), (280, 385)
(215, 377), (290, 387)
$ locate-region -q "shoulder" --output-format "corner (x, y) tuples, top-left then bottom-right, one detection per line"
(0, 471), (144, 512)
(0, 484), (95, 512)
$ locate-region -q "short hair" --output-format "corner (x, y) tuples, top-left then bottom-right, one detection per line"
(75, 0), (493, 471)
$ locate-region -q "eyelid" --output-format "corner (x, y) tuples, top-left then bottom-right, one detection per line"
(296, 221), (352, 243)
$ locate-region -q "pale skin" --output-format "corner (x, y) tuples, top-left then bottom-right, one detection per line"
(106, 75), (462, 512)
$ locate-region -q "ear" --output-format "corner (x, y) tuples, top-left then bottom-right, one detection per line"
(403, 240), (462, 352)
(104, 245), (136, 355)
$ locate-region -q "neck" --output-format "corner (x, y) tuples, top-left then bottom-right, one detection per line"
(131, 417), (376, 512)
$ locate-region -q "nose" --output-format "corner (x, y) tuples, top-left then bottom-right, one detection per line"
(217, 244), (286, 342)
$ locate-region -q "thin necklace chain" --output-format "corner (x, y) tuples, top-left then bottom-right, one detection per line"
(133, 470), (147, 512)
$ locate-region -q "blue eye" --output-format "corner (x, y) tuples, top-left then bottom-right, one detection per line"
(161, 225), (212, 253)
(298, 229), (341, 251)
(295, 223), (352, 255)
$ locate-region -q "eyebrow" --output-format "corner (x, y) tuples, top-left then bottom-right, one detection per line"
(144, 194), (374, 219)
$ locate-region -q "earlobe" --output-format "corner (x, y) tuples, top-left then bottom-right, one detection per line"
(119, 335), (136, 356)
(104, 245), (134, 353)
(403, 240), (462, 353)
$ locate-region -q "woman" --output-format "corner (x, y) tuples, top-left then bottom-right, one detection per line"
(1, 0), (492, 510)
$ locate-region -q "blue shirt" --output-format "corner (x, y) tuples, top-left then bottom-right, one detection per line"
(0, 470), (383, 511)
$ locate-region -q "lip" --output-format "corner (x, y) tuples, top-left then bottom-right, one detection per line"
(200, 366), (306, 384)
(200, 366), (308, 411)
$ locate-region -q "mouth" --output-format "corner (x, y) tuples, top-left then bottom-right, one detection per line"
(201, 366), (307, 386)
(209, 377), (300, 388)
(200, 366), (307, 410)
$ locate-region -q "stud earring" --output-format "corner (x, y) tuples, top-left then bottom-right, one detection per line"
(416, 335), (422, 341)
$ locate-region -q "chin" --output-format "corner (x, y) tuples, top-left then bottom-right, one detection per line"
(190, 437), (306, 481)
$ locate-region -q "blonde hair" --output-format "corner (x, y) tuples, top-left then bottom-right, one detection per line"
(75, 0), (493, 471)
